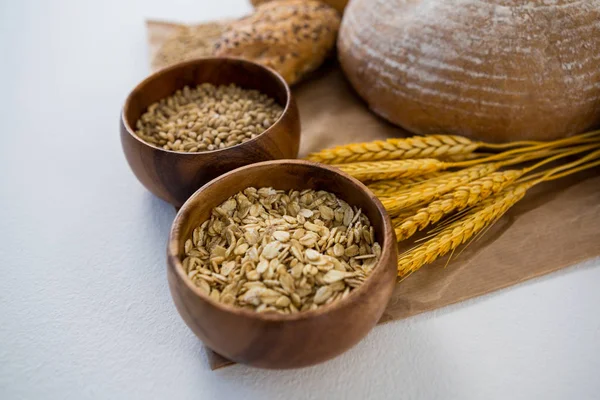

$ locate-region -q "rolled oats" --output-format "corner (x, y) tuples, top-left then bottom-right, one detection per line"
(181, 187), (381, 313)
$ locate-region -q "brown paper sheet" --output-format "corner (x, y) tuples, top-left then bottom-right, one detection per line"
(146, 21), (600, 370)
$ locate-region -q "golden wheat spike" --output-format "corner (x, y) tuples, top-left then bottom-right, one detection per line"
(306, 135), (479, 164)
(381, 163), (498, 216)
(394, 170), (523, 241)
(335, 159), (446, 182)
(367, 173), (446, 197)
(396, 182), (533, 277)
(441, 153), (493, 162)
(391, 210), (421, 228)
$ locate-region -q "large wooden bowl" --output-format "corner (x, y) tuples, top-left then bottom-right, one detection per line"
(120, 57), (301, 207)
(167, 160), (397, 369)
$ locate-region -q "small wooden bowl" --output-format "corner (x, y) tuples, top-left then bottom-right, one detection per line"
(120, 57), (301, 207)
(167, 160), (397, 369)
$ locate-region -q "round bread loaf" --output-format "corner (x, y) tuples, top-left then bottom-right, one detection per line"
(338, 0), (600, 142)
(250, 0), (348, 13)
(216, 0), (340, 85)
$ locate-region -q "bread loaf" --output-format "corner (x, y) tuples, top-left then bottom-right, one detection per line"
(338, 0), (600, 142)
(216, 0), (340, 85)
(250, 0), (348, 13)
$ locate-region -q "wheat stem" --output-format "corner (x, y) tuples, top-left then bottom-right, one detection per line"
(521, 148), (600, 183)
(521, 143), (600, 174)
(543, 158), (600, 181)
(480, 129), (600, 150)
(481, 140), (545, 149)
(452, 131), (600, 168)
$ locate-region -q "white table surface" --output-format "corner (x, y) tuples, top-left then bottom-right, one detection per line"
(1, 1), (599, 399)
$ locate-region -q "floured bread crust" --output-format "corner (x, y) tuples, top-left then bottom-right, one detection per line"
(338, 0), (600, 142)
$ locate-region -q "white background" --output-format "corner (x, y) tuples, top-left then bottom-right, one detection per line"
(1, 0), (599, 399)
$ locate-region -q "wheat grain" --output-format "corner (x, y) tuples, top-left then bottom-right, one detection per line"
(441, 153), (491, 162)
(306, 135), (479, 164)
(396, 182), (532, 277)
(335, 159), (446, 182)
(135, 83), (282, 152)
(391, 210), (421, 228)
(394, 170), (523, 240)
(381, 164), (498, 216)
(367, 173), (445, 197)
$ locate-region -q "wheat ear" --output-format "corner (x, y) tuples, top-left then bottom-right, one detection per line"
(306, 135), (479, 164)
(367, 172), (446, 197)
(394, 170), (523, 241)
(381, 163), (498, 216)
(392, 210), (421, 228)
(307, 130), (600, 165)
(336, 159), (446, 182)
(441, 153), (492, 162)
(397, 182), (532, 277)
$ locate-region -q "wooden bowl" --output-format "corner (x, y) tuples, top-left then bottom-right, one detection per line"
(167, 160), (397, 369)
(120, 57), (301, 207)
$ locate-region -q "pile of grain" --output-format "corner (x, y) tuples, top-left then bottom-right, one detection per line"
(181, 187), (381, 313)
(135, 83), (283, 152)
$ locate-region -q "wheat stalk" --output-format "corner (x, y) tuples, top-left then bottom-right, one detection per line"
(395, 146), (600, 277)
(381, 163), (498, 216)
(315, 132), (600, 279)
(306, 130), (600, 165)
(394, 170), (523, 240)
(336, 159), (446, 182)
(367, 173), (445, 197)
(392, 209), (423, 227)
(397, 182), (533, 277)
(441, 153), (492, 162)
(333, 132), (600, 182)
(307, 135), (479, 164)
(310, 130), (600, 166)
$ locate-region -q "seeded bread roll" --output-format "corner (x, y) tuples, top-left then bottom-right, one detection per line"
(250, 0), (348, 13)
(215, 0), (340, 85)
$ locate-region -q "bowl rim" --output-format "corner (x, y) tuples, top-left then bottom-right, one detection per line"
(121, 56), (293, 156)
(167, 159), (396, 322)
